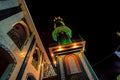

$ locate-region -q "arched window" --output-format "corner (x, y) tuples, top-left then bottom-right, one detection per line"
(65, 54), (82, 75)
(8, 20), (30, 50)
(32, 47), (40, 70)
(26, 73), (36, 80)
(0, 47), (16, 79)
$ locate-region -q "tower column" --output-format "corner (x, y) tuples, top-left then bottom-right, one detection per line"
(58, 56), (66, 80)
(79, 53), (93, 79)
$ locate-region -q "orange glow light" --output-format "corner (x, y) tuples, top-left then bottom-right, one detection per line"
(54, 61), (56, 65)
(57, 46), (63, 51)
(72, 43), (78, 48)
(51, 54), (54, 57)
(20, 52), (25, 57)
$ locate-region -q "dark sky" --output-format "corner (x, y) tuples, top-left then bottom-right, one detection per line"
(25, 1), (120, 66)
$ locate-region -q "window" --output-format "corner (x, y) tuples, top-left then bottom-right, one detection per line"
(8, 20), (30, 50)
(32, 47), (40, 70)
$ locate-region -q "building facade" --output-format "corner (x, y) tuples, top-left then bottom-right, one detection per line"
(0, 0), (55, 80)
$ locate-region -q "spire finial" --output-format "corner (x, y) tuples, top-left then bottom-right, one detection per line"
(53, 16), (63, 22)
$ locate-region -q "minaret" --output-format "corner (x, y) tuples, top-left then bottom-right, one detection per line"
(49, 16), (98, 80)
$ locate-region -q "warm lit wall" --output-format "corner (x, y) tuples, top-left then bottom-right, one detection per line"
(0, 0), (25, 79)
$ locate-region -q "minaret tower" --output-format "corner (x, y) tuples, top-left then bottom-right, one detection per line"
(52, 16), (72, 45)
(49, 16), (98, 80)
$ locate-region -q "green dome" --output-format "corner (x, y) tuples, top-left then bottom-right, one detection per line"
(52, 25), (72, 41)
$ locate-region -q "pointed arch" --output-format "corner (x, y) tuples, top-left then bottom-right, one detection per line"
(13, 20), (30, 40)
(64, 54), (82, 75)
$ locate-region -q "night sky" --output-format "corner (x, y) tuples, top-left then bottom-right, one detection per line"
(25, 1), (120, 79)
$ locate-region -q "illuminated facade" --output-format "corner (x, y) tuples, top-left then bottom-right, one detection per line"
(48, 17), (98, 80)
(0, 0), (99, 80)
(0, 0), (55, 80)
